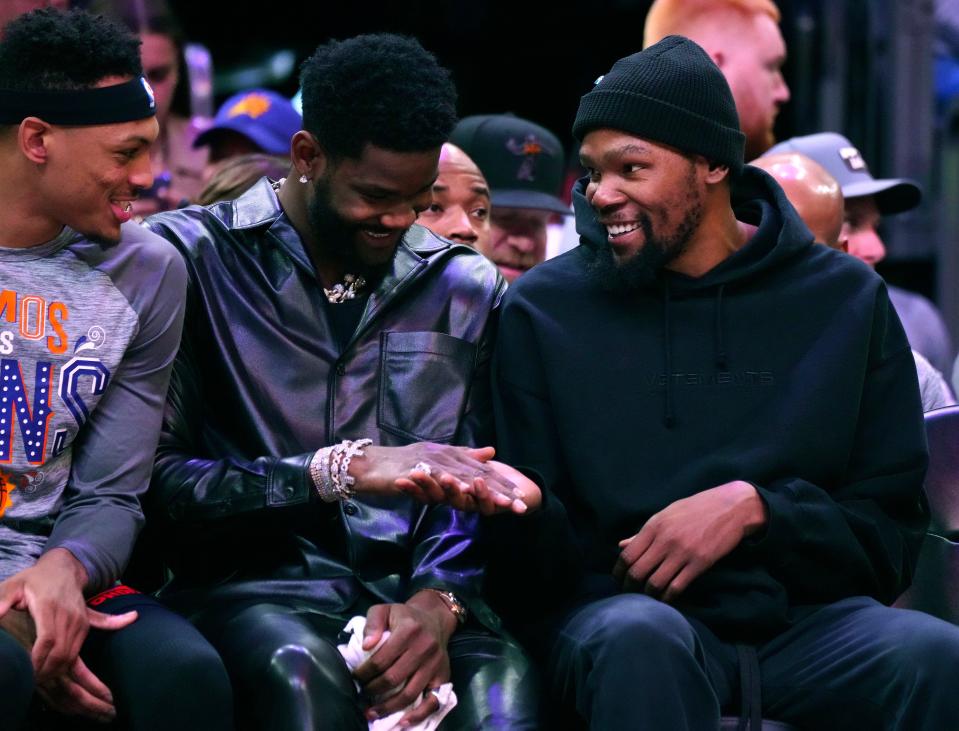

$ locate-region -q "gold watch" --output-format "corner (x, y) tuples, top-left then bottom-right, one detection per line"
(427, 588), (468, 625)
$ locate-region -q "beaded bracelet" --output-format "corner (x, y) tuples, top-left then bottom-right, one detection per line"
(308, 438), (373, 502)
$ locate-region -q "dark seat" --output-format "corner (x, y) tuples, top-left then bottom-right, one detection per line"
(919, 405), (959, 534)
(895, 405), (959, 624)
(720, 718), (797, 731)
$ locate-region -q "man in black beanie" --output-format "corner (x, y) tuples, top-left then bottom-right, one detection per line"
(486, 35), (959, 729)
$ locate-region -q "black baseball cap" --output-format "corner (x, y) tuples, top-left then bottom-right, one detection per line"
(765, 132), (922, 215)
(450, 113), (570, 215)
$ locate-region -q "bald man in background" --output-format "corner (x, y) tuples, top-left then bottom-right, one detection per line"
(417, 143), (492, 251)
(753, 153), (955, 410)
(752, 152), (845, 249)
(644, 0), (790, 160)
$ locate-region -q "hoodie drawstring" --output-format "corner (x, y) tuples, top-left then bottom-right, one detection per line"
(662, 279), (675, 429)
(715, 283), (728, 370)
(736, 644), (763, 731)
(662, 281), (730, 427)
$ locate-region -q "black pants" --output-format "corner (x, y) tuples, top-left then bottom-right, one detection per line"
(535, 593), (959, 730)
(195, 601), (541, 730)
(0, 625), (33, 729)
(4, 588), (234, 731)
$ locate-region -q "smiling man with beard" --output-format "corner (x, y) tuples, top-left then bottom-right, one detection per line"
(0, 9), (233, 730)
(585, 151), (706, 291)
(145, 32), (539, 731)
(487, 35), (959, 730)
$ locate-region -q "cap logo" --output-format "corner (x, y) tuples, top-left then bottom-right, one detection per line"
(506, 134), (545, 182)
(227, 93), (272, 120)
(839, 146), (867, 173)
(140, 77), (156, 110)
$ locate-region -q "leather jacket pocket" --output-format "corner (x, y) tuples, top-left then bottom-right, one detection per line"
(378, 331), (477, 442)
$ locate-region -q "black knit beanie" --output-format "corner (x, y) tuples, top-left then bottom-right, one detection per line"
(572, 35), (745, 175)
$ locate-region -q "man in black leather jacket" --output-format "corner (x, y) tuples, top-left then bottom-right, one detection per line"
(146, 34), (539, 730)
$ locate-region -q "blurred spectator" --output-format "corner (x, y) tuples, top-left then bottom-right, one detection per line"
(451, 113), (570, 283)
(754, 152), (956, 410)
(196, 153), (289, 206)
(643, 0), (790, 160)
(193, 88), (301, 179)
(92, 0), (207, 214)
(769, 132), (955, 376)
(416, 143), (491, 250)
(752, 152), (846, 249)
(0, 0), (69, 31)
(914, 349), (958, 412)
(935, 0), (959, 110)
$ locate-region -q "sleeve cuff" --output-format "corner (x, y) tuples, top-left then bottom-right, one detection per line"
(267, 453), (315, 506)
(41, 540), (105, 594)
(743, 483), (792, 562)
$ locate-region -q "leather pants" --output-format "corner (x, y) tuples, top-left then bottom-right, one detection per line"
(196, 602), (541, 730)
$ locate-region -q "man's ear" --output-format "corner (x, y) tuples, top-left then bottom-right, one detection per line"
(704, 160), (730, 184)
(710, 50), (726, 69)
(290, 130), (327, 181)
(18, 117), (52, 165)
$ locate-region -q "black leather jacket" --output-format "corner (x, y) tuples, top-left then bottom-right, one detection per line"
(144, 179), (507, 624)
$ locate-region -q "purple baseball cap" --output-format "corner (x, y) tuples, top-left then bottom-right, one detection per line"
(193, 89), (302, 156)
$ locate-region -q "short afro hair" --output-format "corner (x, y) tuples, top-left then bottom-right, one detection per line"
(300, 33), (458, 160)
(0, 8), (142, 92)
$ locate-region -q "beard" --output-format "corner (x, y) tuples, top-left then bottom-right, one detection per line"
(306, 176), (396, 282)
(307, 176), (363, 267)
(587, 172), (704, 293)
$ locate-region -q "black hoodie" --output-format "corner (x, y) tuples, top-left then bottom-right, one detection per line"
(489, 166), (929, 642)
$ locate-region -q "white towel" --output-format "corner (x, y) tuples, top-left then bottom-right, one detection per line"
(337, 615), (457, 731)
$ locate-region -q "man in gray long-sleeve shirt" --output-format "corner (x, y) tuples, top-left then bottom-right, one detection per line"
(0, 9), (231, 730)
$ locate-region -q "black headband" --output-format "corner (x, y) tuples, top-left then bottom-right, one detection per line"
(0, 76), (157, 126)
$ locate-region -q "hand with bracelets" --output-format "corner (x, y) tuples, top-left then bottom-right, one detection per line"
(309, 441), (540, 514)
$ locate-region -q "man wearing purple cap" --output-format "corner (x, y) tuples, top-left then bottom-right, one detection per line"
(768, 131), (954, 376)
(193, 88), (302, 173)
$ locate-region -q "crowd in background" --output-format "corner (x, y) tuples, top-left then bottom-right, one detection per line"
(6, 0), (955, 395)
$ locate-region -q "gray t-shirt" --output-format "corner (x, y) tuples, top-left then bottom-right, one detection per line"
(889, 285), (954, 376)
(914, 349), (957, 412)
(0, 223), (186, 590)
